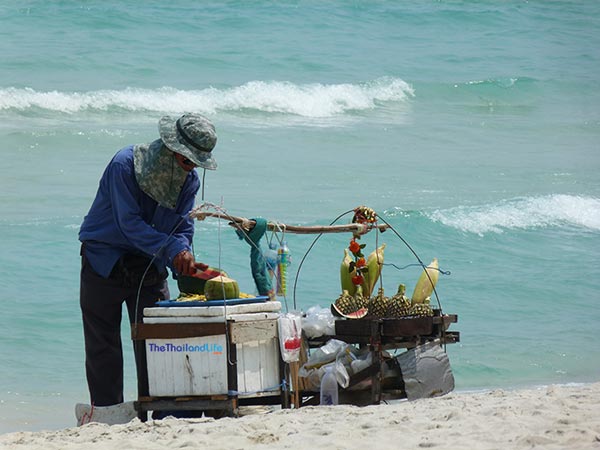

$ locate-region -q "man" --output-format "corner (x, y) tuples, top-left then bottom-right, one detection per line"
(78, 113), (217, 410)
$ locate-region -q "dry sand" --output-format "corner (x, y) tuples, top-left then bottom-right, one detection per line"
(1, 382), (599, 450)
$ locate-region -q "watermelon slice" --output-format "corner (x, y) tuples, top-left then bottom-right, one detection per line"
(343, 307), (368, 319)
(331, 303), (368, 319)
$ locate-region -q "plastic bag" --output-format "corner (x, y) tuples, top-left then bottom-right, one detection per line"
(334, 345), (373, 389)
(395, 339), (455, 400)
(299, 339), (347, 372)
(302, 305), (335, 339)
(278, 312), (302, 363)
(298, 341), (370, 390)
(334, 348), (353, 389)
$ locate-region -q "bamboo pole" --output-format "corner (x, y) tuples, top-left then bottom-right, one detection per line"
(190, 209), (389, 235)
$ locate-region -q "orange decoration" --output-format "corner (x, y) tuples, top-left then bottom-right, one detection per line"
(351, 274), (364, 286)
(349, 239), (361, 254)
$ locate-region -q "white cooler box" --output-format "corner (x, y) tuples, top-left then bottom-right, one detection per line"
(142, 301), (282, 398)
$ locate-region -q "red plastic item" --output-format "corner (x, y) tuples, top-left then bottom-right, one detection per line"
(284, 336), (301, 350)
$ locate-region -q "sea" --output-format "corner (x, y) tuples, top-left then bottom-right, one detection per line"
(0, 0), (598, 434)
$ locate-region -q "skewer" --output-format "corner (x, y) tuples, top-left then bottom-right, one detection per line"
(190, 209), (389, 235)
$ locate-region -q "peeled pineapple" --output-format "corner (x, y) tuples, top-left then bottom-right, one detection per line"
(331, 289), (368, 319)
(353, 285), (369, 310)
(388, 284), (412, 318)
(368, 287), (390, 318)
(332, 290), (357, 316)
(408, 297), (434, 317)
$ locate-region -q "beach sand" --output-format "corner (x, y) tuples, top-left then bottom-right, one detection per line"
(1, 382), (599, 450)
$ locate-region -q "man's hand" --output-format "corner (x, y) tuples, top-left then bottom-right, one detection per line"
(173, 250), (196, 276)
(194, 262), (209, 272)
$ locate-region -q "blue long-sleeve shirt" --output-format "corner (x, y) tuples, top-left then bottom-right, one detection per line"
(79, 145), (200, 278)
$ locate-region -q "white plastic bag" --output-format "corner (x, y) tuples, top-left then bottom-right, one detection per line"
(278, 312), (303, 362)
(302, 305), (335, 338)
(299, 339), (347, 372)
(334, 345), (373, 389)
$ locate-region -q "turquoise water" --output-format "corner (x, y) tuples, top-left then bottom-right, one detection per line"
(1, 0), (599, 433)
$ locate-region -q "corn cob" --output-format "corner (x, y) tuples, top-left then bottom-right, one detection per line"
(361, 243), (386, 298)
(411, 258), (439, 305)
(340, 248), (357, 296)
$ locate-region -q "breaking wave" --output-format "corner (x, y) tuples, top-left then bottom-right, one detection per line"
(428, 195), (600, 234)
(0, 77), (413, 118)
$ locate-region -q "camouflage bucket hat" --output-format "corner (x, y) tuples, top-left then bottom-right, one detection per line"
(159, 113), (218, 170)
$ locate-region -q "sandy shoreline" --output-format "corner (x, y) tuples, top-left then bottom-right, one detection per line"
(1, 382), (599, 450)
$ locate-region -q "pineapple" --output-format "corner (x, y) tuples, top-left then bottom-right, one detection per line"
(368, 287), (390, 318)
(408, 297), (434, 317)
(332, 290), (358, 316)
(388, 284), (412, 318)
(332, 289), (368, 319)
(353, 285), (369, 310)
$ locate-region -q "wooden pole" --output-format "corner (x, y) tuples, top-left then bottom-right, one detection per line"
(190, 209), (389, 235)
(290, 361), (301, 408)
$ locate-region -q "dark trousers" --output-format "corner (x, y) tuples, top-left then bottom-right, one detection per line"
(80, 253), (169, 406)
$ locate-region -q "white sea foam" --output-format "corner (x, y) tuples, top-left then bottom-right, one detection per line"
(0, 77), (413, 118)
(428, 195), (600, 234)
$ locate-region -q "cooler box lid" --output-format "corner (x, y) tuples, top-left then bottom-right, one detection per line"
(144, 299), (282, 318)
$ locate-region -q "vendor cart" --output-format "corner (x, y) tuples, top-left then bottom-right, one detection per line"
(130, 204), (460, 417)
